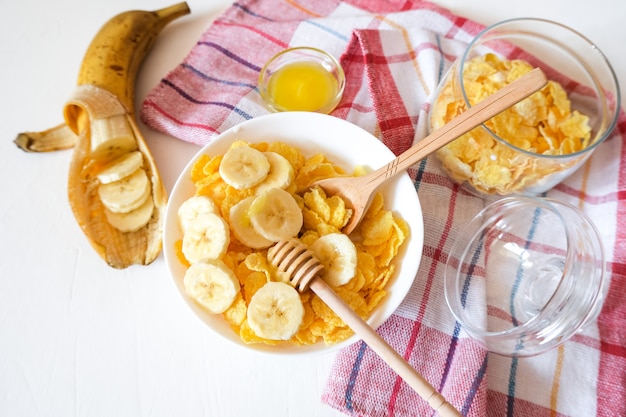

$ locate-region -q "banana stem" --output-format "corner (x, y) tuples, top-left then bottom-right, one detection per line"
(154, 2), (191, 23)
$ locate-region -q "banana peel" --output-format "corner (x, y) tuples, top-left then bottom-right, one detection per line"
(14, 124), (77, 152)
(14, 3), (191, 269)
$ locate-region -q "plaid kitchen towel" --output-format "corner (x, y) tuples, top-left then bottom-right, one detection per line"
(140, 1), (626, 416)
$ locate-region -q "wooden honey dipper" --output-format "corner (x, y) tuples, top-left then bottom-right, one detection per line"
(267, 239), (462, 417)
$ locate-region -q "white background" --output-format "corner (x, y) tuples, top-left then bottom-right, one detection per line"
(1, 0), (623, 416)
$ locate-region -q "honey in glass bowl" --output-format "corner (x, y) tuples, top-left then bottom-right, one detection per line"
(259, 47), (345, 114)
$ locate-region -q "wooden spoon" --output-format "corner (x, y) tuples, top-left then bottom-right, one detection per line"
(313, 67), (548, 234)
(268, 239), (462, 417)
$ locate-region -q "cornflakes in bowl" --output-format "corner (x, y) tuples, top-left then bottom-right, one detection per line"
(163, 112), (424, 355)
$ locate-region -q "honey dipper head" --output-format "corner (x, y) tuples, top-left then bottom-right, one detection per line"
(267, 240), (324, 292)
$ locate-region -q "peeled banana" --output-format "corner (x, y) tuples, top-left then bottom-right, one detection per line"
(178, 195), (230, 263)
(213, 144), (302, 246)
(13, 3), (191, 268)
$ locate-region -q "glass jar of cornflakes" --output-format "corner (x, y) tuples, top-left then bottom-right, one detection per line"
(429, 18), (620, 196)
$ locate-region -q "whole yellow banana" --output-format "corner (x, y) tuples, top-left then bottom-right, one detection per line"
(14, 3), (191, 269)
(73, 2), (190, 118)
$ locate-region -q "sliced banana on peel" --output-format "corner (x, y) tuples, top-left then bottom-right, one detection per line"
(247, 281), (305, 340)
(311, 233), (358, 287)
(13, 4), (192, 268)
(89, 113), (138, 162)
(97, 168), (151, 213)
(104, 195), (155, 233)
(96, 150), (144, 184)
(184, 260), (240, 314)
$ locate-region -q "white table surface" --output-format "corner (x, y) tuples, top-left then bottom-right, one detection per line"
(1, 1), (623, 416)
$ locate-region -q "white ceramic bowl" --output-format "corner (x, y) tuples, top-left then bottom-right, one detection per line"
(164, 112), (424, 355)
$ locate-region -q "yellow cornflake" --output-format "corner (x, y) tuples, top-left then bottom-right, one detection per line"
(240, 320), (279, 345)
(323, 326), (354, 345)
(239, 270), (268, 305)
(304, 187), (331, 223)
(361, 211), (394, 246)
(266, 141), (306, 172)
(190, 154), (211, 183)
(311, 295), (345, 327)
(224, 293), (247, 327)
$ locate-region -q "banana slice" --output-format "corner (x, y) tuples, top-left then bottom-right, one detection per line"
(90, 114), (138, 163)
(249, 187), (303, 242)
(247, 281), (304, 340)
(96, 150), (144, 184)
(219, 145), (270, 190)
(253, 152), (294, 195)
(229, 196), (273, 249)
(182, 212), (230, 263)
(104, 194), (154, 233)
(184, 260), (240, 314)
(97, 167), (151, 213)
(311, 233), (358, 287)
(178, 195), (218, 232)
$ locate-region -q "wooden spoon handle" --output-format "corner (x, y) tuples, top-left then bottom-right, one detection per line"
(309, 278), (462, 417)
(368, 67), (547, 184)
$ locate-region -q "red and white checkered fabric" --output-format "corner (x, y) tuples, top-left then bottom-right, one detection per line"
(140, 1), (626, 415)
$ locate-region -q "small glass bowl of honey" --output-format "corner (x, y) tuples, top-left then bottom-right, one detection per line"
(258, 47), (345, 114)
